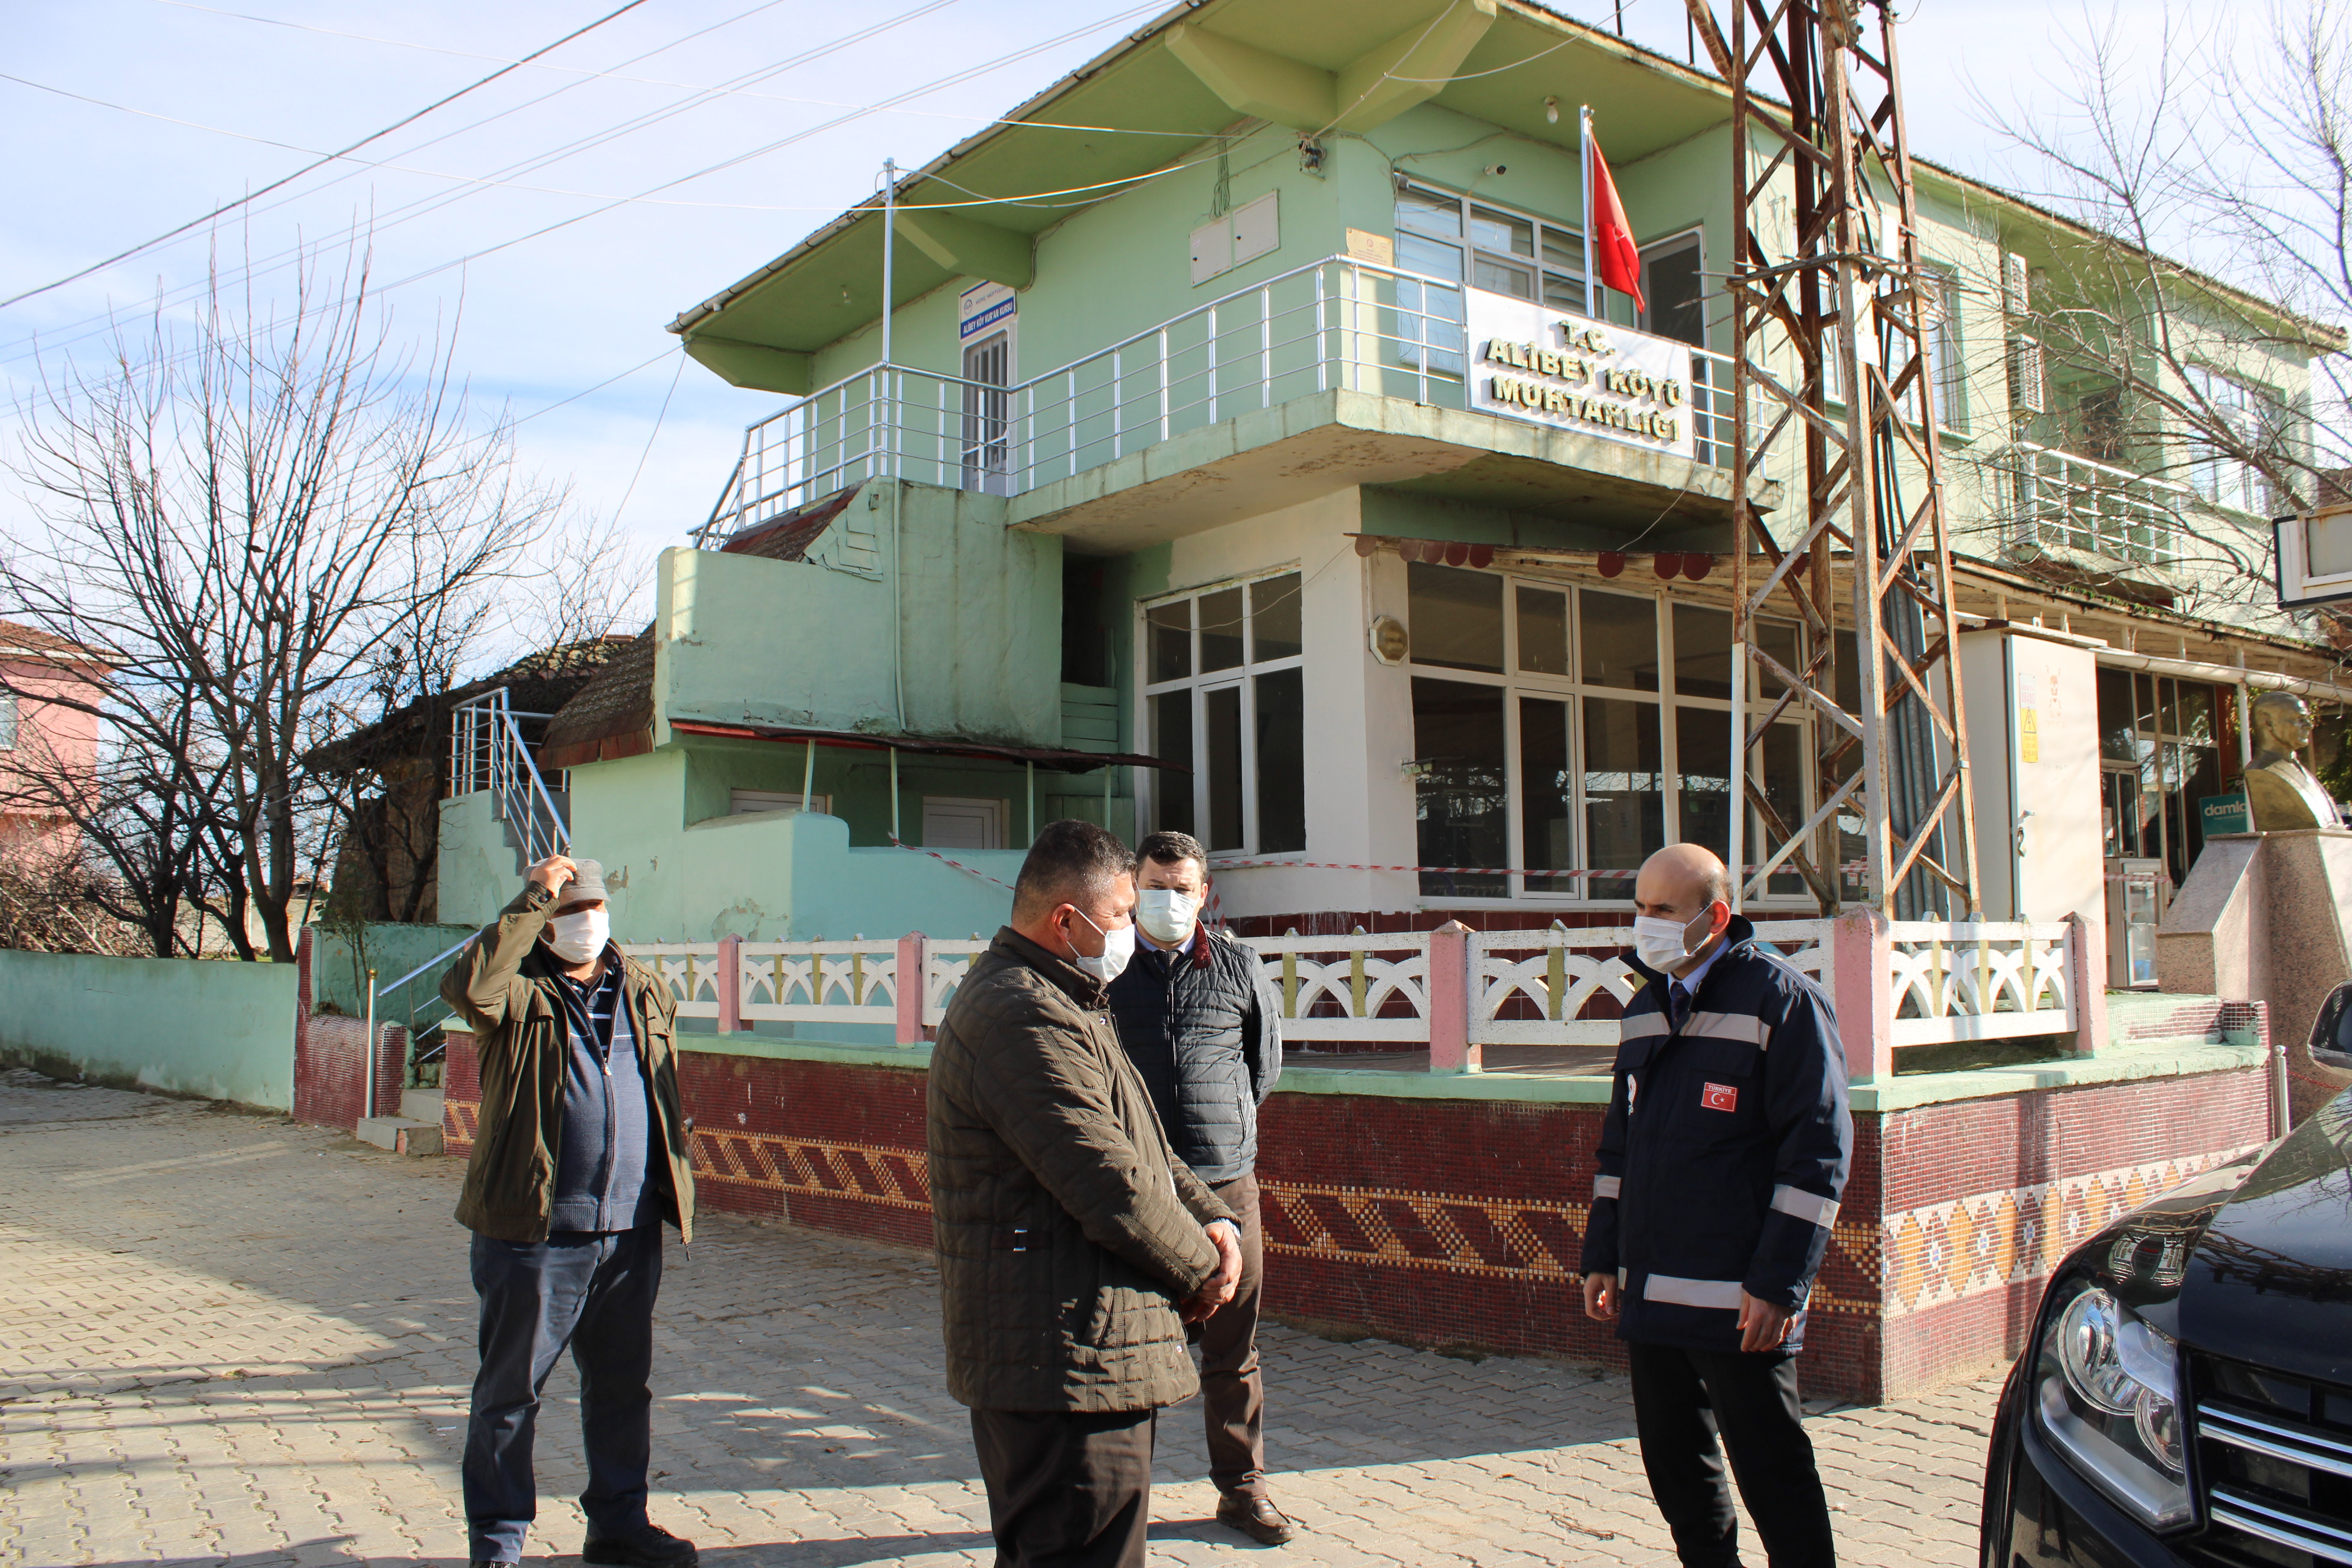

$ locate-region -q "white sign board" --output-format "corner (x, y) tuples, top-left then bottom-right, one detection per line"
(1464, 288), (1697, 462)
(959, 279), (1016, 340)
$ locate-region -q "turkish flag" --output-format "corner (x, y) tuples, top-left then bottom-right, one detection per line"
(1589, 136), (1647, 312)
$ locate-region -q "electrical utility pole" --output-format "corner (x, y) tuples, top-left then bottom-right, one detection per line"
(1685, 0), (1981, 921)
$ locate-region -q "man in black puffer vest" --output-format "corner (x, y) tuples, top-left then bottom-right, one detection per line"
(1104, 831), (1290, 1546)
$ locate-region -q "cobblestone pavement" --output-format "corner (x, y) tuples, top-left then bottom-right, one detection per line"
(0, 1070), (2001, 1567)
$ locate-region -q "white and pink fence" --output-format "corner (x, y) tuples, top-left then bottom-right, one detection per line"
(626, 912), (2097, 1081)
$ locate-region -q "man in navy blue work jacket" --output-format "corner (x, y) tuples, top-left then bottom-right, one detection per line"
(1580, 843), (1852, 1568)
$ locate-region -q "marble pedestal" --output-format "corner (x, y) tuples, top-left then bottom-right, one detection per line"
(2157, 828), (2352, 1119)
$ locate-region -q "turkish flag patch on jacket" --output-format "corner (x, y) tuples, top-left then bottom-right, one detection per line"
(1701, 1082), (1739, 1112)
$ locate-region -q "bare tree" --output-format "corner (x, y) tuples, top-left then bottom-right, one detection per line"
(1967, 0), (2352, 613)
(4, 242), (569, 960)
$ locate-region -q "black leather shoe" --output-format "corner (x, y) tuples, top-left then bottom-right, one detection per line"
(583, 1524), (700, 1568)
(1217, 1494), (1298, 1545)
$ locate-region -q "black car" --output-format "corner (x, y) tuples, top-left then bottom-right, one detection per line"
(1980, 1010), (2352, 1568)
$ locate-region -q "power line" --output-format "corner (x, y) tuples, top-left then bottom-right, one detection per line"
(0, 0), (969, 364)
(1, 0), (653, 310)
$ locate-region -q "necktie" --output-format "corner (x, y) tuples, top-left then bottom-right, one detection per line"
(1670, 981), (1692, 1034)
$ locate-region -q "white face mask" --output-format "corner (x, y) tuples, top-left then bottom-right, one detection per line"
(1069, 907), (1136, 985)
(545, 908), (610, 965)
(1633, 910), (1712, 975)
(1135, 888), (1201, 946)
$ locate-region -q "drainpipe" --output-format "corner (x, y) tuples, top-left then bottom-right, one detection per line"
(362, 968), (377, 1123)
(881, 156), (907, 731)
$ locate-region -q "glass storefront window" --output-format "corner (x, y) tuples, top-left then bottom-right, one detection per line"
(1407, 563), (1504, 672)
(1413, 678), (1510, 898)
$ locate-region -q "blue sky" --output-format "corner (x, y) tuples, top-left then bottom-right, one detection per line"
(0, 0), (2169, 616)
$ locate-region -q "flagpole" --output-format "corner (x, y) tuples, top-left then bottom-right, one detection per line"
(1580, 105), (1597, 319)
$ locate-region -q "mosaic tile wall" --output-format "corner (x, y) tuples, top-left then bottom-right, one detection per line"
(437, 1031), (2270, 1403)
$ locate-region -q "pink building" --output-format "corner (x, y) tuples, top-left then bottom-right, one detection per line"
(0, 621), (110, 863)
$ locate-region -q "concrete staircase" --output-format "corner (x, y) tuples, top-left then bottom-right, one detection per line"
(357, 1088), (445, 1156)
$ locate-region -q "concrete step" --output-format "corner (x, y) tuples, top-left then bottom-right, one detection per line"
(2105, 989), (2236, 1051)
(399, 1087), (445, 1125)
(355, 1115), (444, 1156)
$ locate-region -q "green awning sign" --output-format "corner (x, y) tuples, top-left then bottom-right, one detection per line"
(2201, 792), (2252, 836)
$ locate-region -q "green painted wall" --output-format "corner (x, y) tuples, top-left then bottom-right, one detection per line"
(547, 747), (1022, 945)
(309, 922), (480, 1032)
(438, 792), (520, 930)
(0, 950), (298, 1109)
(656, 482), (1061, 747)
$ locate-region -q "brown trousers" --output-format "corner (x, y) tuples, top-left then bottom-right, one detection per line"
(1201, 1173), (1268, 1499)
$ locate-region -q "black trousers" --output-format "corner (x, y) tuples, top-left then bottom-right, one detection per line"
(969, 1407), (1157, 1568)
(1628, 1341), (1837, 1568)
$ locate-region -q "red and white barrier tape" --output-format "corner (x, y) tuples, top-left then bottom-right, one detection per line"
(888, 835), (1017, 890)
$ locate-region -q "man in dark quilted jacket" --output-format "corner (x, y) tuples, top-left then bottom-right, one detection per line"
(928, 819), (1242, 1568)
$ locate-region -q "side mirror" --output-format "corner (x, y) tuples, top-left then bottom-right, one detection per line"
(2308, 982), (2352, 1070)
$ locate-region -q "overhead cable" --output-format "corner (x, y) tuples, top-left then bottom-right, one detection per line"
(0, 0), (653, 309)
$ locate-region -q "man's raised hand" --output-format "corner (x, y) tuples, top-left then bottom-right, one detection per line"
(526, 855), (578, 896)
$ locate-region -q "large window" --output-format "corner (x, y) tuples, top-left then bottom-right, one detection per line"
(1405, 563), (1807, 901)
(1144, 571), (1305, 855)
(2184, 365), (2278, 515)
(2098, 668), (2224, 886)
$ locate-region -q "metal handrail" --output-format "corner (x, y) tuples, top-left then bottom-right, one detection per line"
(449, 688), (571, 864)
(694, 253), (1754, 546)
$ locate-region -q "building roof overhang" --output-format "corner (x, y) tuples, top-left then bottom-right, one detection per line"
(667, 0), (1734, 379)
(668, 0), (2328, 384)
(666, 719), (1183, 773)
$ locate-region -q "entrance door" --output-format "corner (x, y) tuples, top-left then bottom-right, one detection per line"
(961, 331), (1011, 493)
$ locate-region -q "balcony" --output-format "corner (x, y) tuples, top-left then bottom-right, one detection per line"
(2008, 442), (2191, 569)
(697, 254), (1752, 550)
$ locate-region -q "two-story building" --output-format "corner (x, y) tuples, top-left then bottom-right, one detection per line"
(437, 0), (2351, 974)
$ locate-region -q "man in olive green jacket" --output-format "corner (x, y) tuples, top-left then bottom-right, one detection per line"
(930, 820), (1242, 1568)
(442, 855), (698, 1568)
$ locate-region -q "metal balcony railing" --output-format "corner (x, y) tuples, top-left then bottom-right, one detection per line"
(449, 688), (570, 867)
(696, 254), (1751, 547)
(2010, 442), (2191, 568)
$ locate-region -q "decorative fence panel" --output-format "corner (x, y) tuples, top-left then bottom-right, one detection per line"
(622, 913), (2077, 1065)
(1886, 922), (2074, 1046)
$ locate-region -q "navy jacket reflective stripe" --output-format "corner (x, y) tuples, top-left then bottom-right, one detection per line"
(1577, 915), (1853, 1355)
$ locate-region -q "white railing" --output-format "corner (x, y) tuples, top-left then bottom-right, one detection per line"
(619, 914), (2081, 1069)
(697, 255), (1750, 545)
(1887, 920), (2073, 1046)
(449, 689), (570, 865)
(2011, 442), (2191, 567)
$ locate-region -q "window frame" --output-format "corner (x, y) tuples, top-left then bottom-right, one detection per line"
(1139, 567), (1308, 861)
(1402, 564), (1815, 907)
(1393, 178), (1598, 315)
(2183, 364), (2281, 517)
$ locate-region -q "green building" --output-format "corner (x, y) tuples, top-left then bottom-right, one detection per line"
(440, 0), (2348, 965)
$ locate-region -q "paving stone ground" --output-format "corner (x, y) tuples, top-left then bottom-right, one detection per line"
(0, 1068), (2000, 1567)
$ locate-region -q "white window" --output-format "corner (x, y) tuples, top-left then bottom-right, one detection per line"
(730, 789), (829, 816)
(1403, 563), (1811, 903)
(922, 796), (1005, 851)
(961, 330), (1011, 489)
(1921, 266), (1965, 432)
(2185, 365), (2278, 515)
(1143, 571), (1305, 857)
(0, 691), (16, 752)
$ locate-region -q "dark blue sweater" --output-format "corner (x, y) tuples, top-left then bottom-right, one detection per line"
(547, 953), (662, 1234)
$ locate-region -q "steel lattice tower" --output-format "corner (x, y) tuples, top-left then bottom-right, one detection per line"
(1685, 0), (1982, 918)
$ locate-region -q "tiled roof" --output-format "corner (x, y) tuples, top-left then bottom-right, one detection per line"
(540, 628), (657, 770)
(0, 620), (115, 662)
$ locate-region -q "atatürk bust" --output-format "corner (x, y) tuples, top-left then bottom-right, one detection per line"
(2239, 691), (2343, 831)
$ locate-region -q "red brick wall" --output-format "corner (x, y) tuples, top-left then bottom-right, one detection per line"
(436, 1029), (2269, 1404)
(292, 929), (407, 1131)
